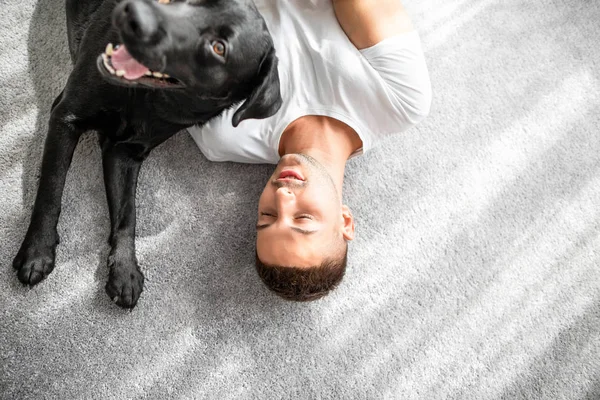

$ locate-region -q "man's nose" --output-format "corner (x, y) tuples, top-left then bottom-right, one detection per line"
(275, 187), (295, 211)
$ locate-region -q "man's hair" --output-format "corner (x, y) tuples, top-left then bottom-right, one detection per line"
(255, 244), (348, 302)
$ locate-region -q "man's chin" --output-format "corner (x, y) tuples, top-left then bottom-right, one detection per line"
(277, 154), (305, 166)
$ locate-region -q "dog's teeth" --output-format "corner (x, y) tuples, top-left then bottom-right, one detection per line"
(158, 0), (170, 3)
(116, 69), (126, 77)
(102, 53), (116, 74)
(144, 71), (153, 76)
(152, 72), (163, 78)
(163, 73), (170, 78)
(105, 43), (113, 56)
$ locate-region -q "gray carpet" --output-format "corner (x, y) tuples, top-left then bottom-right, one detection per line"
(1, 0), (599, 398)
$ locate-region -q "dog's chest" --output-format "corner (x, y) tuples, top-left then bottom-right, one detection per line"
(100, 91), (223, 145)
(104, 103), (180, 145)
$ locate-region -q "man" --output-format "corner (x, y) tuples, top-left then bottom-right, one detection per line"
(188, 0), (432, 301)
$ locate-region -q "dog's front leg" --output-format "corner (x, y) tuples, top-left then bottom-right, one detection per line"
(100, 140), (147, 309)
(13, 97), (84, 285)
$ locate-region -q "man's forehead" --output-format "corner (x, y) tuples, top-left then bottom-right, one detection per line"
(256, 233), (335, 268)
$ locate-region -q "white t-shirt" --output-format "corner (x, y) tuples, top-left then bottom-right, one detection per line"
(188, 0), (432, 164)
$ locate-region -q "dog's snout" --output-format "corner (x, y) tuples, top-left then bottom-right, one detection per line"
(115, 0), (159, 43)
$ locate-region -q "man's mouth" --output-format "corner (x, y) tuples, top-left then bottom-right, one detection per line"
(278, 170), (305, 181)
(98, 43), (184, 89)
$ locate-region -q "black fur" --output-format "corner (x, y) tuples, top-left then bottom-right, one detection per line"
(13, 0), (282, 308)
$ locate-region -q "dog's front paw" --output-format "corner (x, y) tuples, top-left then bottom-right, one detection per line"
(13, 237), (57, 286)
(105, 254), (144, 309)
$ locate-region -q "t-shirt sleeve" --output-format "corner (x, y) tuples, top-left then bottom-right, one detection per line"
(359, 30), (432, 126)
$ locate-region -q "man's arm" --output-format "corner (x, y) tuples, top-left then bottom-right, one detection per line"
(332, 0), (414, 50)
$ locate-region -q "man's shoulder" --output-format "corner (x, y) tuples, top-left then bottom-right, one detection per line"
(187, 107), (282, 164)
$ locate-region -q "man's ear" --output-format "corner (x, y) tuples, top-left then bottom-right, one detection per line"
(341, 205), (355, 241)
(232, 47), (283, 127)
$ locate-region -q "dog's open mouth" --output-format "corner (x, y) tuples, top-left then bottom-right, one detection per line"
(98, 43), (184, 89)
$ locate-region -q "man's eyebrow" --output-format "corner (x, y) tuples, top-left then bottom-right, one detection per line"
(255, 224), (318, 235)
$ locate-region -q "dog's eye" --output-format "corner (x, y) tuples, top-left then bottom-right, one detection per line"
(211, 41), (226, 57)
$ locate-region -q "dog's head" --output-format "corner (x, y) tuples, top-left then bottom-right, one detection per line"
(97, 0), (282, 126)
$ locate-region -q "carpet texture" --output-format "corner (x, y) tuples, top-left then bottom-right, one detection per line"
(1, 0), (599, 399)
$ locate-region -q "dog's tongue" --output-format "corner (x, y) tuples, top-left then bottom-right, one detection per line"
(111, 45), (149, 80)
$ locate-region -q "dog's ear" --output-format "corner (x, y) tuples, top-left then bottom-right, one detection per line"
(232, 48), (282, 127)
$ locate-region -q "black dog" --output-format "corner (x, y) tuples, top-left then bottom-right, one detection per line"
(13, 0), (282, 308)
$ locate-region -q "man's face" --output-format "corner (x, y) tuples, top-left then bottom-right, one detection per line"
(256, 154), (347, 267)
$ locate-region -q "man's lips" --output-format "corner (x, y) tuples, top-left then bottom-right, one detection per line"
(278, 169), (305, 181)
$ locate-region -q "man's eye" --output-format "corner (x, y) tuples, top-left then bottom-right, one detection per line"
(261, 212), (275, 217)
(297, 215), (313, 220)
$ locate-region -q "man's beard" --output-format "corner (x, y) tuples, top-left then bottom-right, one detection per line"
(290, 153), (340, 202)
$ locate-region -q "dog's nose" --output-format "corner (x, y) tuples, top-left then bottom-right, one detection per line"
(115, 0), (159, 43)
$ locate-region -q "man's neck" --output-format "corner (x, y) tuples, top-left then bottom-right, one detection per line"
(278, 116), (363, 195)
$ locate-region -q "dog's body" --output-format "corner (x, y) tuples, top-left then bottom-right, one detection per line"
(13, 0), (282, 308)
